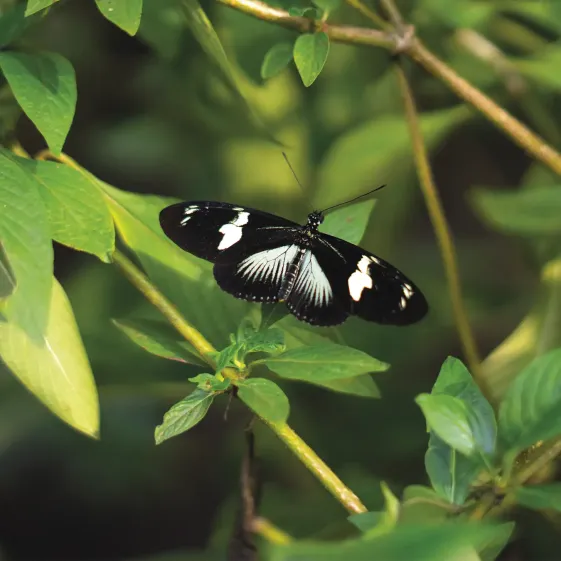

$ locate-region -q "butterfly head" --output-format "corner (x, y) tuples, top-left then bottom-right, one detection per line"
(307, 211), (324, 230)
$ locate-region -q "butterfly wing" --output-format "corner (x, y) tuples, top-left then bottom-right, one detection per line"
(304, 233), (428, 325)
(213, 228), (301, 303)
(159, 201), (299, 262)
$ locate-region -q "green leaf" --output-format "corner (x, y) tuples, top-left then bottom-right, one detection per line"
(293, 32), (329, 87)
(316, 375), (381, 398)
(416, 394), (495, 458)
(261, 42), (294, 80)
(348, 511), (383, 533)
(237, 378), (289, 424)
(112, 318), (205, 366)
(0, 150), (52, 340)
(471, 186), (561, 236)
(261, 343), (388, 382)
(188, 373), (231, 392)
(499, 348), (561, 454)
(425, 433), (482, 505)
(95, 0), (143, 35)
(0, 277), (99, 437)
(0, 52), (76, 155)
(212, 341), (243, 372)
(400, 485), (451, 523)
(155, 389), (214, 444)
(270, 523), (506, 561)
(25, 0), (59, 16)
(321, 199), (376, 245)
(0, 3), (30, 48)
(317, 107), (467, 205)
(517, 46), (561, 91)
(244, 327), (285, 355)
(478, 522), (515, 561)
(287, 7), (319, 18)
(515, 484), (561, 512)
(15, 157), (114, 261)
(362, 482), (399, 538)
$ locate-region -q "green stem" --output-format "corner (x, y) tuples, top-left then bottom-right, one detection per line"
(512, 438), (561, 487)
(394, 62), (489, 400)
(111, 250), (367, 515)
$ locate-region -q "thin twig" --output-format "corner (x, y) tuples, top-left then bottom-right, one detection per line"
(394, 62), (489, 399)
(252, 517), (293, 544)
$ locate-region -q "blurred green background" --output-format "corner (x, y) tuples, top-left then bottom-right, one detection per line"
(1, 0), (561, 559)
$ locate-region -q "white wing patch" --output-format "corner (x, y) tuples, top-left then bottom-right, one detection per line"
(293, 250), (332, 307)
(217, 211), (250, 250)
(237, 245), (299, 285)
(348, 255), (373, 302)
(180, 206), (199, 225)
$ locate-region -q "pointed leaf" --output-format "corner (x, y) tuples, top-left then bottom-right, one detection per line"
(425, 433), (481, 505)
(499, 348), (561, 454)
(95, 0), (143, 36)
(0, 278), (99, 437)
(112, 318), (204, 366)
(515, 484), (561, 512)
(0, 52), (76, 155)
(15, 157), (114, 261)
(25, 0), (59, 16)
(244, 327), (285, 355)
(261, 42), (294, 80)
(321, 199), (376, 245)
(155, 388), (214, 444)
(0, 150), (52, 340)
(237, 378), (289, 424)
(416, 394), (496, 458)
(294, 32), (329, 87)
(471, 186), (561, 235)
(261, 343), (388, 382)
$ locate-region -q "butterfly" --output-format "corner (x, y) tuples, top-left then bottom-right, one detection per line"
(159, 200), (428, 327)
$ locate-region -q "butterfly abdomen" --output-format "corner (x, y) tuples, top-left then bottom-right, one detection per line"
(278, 247), (307, 302)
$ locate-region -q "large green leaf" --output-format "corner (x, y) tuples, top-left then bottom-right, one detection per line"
(316, 375), (381, 398)
(321, 199), (376, 245)
(471, 186), (561, 235)
(95, 0), (143, 35)
(498, 348), (561, 454)
(0, 52), (76, 155)
(316, 106), (468, 205)
(25, 0), (59, 16)
(269, 523), (505, 561)
(155, 388), (214, 444)
(0, 243), (16, 299)
(515, 484), (561, 512)
(416, 393), (495, 458)
(0, 277), (99, 437)
(0, 3), (30, 48)
(425, 433), (481, 505)
(0, 150), (52, 340)
(237, 377), (289, 424)
(260, 343), (388, 382)
(14, 157), (114, 261)
(293, 32), (330, 87)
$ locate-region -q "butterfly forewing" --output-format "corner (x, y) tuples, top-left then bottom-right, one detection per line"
(159, 201), (298, 262)
(318, 233), (428, 325)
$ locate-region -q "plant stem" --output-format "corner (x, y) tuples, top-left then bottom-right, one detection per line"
(406, 40), (561, 175)
(252, 517), (293, 544)
(345, 0), (390, 30)
(379, 0), (405, 32)
(512, 438), (561, 487)
(394, 62), (488, 398)
(111, 250), (367, 514)
(216, 0), (394, 48)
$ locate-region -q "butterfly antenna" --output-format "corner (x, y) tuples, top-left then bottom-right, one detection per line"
(282, 152), (314, 211)
(319, 184), (387, 214)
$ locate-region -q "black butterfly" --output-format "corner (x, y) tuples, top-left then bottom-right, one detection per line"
(159, 201), (428, 327)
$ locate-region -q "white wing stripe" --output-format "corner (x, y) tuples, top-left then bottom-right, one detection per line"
(294, 251), (332, 307)
(237, 245), (298, 285)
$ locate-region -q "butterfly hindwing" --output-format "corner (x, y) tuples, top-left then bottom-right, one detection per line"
(317, 233), (428, 325)
(159, 201), (299, 262)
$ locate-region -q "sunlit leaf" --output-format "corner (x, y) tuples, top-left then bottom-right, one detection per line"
(25, 0), (59, 16)
(0, 277), (99, 437)
(0, 52), (76, 154)
(0, 150), (52, 340)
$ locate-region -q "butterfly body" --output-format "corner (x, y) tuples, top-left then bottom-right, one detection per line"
(159, 201), (428, 327)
